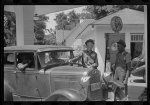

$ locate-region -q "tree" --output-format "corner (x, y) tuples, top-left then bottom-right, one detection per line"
(4, 11), (16, 46)
(4, 11), (49, 46)
(81, 5), (110, 20)
(79, 5), (144, 20)
(45, 28), (57, 45)
(34, 15), (49, 45)
(78, 12), (94, 19)
(68, 10), (80, 27)
(34, 15), (49, 33)
(112, 5), (144, 12)
(54, 10), (80, 30)
(54, 12), (69, 30)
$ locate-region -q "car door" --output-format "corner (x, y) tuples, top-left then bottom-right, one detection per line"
(15, 52), (39, 99)
(21, 52), (51, 100)
(4, 52), (24, 96)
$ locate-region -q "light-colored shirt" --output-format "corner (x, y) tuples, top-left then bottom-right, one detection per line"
(71, 50), (99, 68)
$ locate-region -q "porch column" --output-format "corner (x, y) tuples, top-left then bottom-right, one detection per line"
(94, 26), (105, 76)
(14, 5), (35, 46)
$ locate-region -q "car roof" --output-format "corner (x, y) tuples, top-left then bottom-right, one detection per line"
(4, 45), (74, 52)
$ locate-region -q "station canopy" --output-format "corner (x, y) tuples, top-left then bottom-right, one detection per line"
(4, 5), (83, 15)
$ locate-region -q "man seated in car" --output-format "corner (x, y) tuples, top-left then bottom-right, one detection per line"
(17, 54), (34, 71)
(48, 52), (65, 65)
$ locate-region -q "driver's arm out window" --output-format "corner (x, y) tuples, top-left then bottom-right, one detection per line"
(17, 52), (35, 70)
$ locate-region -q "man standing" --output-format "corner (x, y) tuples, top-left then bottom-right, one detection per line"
(69, 39), (103, 100)
(113, 39), (131, 100)
(69, 39), (99, 69)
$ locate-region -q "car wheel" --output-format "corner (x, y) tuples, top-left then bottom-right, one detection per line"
(4, 85), (13, 101)
(56, 96), (70, 101)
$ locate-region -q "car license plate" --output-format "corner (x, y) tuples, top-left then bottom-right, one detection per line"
(91, 82), (101, 91)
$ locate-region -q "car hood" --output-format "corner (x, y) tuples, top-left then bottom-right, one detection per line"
(47, 66), (90, 76)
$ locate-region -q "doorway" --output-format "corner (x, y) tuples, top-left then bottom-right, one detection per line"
(105, 33), (125, 72)
(130, 42), (143, 59)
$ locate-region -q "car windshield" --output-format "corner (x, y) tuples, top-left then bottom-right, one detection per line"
(37, 50), (72, 68)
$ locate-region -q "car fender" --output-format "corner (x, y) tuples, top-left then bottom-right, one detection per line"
(45, 89), (86, 101)
(4, 81), (13, 101)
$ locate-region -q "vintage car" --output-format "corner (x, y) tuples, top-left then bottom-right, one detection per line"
(4, 45), (109, 101)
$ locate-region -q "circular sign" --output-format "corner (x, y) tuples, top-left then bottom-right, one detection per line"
(111, 16), (123, 33)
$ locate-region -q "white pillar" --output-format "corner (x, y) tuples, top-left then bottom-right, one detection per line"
(14, 5), (35, 46)
(94, 26), (105, 76)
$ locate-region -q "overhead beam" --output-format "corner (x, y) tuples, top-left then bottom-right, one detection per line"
(4, 5), (83, 15)
(34, 5), (84, 15)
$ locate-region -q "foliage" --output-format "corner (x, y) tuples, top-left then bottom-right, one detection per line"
(54, 12), (69, 30)
(79, 5), (144, 20)
(78, 12), (94, 19)
(4, 11), (16, 46)
(79, 5), (110, 20)
(4, 11), (50, 46)
(34, 15), (49, 44)
(54, 10), (80, 30)
(34, 15), (49, 32)
(68, 10), (80, 27)
(34, 15), (49, 33)
(44, 28), (57, 45)
(112, 5), (144, 12)
(85, 5), (110, 20)
(34, 30), (45, 40)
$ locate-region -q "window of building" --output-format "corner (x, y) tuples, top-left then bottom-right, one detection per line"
(131, 33), (144, 42)
(130, 33), (144, 59)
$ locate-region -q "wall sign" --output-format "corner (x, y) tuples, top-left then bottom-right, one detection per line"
(111, 16), (123, 33)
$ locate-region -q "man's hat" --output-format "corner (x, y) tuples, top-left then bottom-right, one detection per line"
(85, 39), (94, 45)
(117, 39), (126, 47)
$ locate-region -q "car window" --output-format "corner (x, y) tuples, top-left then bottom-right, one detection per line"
(4, 53), (15, 68)
(16, 52), (35, 69)
(58, 52), (70, 60)
(38, 51), (71, 68)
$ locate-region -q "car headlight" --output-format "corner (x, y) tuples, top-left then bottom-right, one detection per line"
(81, 76), (90, 83)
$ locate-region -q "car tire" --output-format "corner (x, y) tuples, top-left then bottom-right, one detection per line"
(4, 85), (13, 101)
(56, 96), (70, 101)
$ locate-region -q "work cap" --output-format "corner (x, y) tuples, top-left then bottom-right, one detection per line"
(117, 39), (126, 47)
